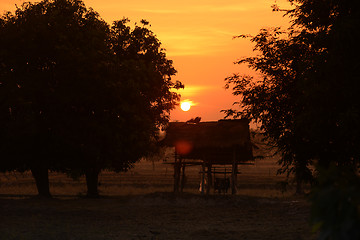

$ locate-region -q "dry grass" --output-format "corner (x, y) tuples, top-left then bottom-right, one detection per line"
(0, 131), (299, 198)
(0, 142), (316, 240)
(0, 156), (294, 198)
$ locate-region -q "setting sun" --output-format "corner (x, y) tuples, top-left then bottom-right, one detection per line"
(180, 101), (191, 111)
(0, 0), (291, 122)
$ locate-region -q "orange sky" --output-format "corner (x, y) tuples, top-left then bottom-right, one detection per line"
(0, 0), (291, 122)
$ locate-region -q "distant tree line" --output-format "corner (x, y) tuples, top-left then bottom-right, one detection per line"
(0, 0), (182, 198)
(225, 0), (360, 239)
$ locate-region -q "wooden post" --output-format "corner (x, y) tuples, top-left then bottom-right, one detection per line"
(206, 162), (212, 195)
(173, 153), (181, 193)
(231, 148), (238, 195)
(200, 163), (205, 195)
(180, 161), (186, 192)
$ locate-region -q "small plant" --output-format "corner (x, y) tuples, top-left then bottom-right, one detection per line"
(311, 164), (360, 240)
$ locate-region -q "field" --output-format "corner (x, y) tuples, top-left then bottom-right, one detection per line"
(0, 146), (316, 240)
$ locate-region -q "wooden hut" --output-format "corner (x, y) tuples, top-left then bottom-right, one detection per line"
(162, 119), (254, 194)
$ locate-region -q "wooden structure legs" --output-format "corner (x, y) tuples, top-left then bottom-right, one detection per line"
(174, 158), (239, 195)
(173, 154), (180, 193)
(174, 154), (188, 193)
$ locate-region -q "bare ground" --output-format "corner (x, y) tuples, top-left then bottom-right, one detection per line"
(0, 193), (314, 240)
(0, 145), (316, 240)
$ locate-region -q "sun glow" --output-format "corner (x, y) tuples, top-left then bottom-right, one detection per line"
(180, 101), (191, 111)
(0, 0), (291, 122)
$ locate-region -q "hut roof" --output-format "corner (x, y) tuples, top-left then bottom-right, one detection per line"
(162, 119), (253, 163)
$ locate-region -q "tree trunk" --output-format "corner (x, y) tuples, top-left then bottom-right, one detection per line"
(85, 168), (100, 198)
(294, 159), (307, 195)
(31, 167), (51, 198)
(295, 175), (304, 195)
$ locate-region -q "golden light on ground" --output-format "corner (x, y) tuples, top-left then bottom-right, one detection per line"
(180, 101), (191, 112)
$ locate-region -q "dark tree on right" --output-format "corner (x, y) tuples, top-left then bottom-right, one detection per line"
(225, 1), (360, 238)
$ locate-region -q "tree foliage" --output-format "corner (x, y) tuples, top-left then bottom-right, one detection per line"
(225, 0), (360, 238)
(224, 27), (315, 192)
(225, 0), (360, 181)
(0, 0), (181, 197)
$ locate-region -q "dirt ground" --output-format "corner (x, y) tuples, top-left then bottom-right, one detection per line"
(0, 193), (314, 240)
(0, 144), (316, 240)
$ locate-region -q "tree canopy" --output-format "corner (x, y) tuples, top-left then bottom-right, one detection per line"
(0, 0), (182, 197)
(225, 1), (360, 237)
(225, 0), (360, 181)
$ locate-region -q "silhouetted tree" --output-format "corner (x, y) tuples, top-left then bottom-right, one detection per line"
(0, 0), (108, 196)
(290, 0), (360, 169)
(0, 0), (181, 197)
(226, 0), (360, 237)
(223, 27), (315, 193)
(225, 1), (360, 188)
(78, 18), (182, 197)
(290, 1), (360, 238)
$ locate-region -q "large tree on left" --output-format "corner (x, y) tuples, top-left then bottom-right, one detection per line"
(0, 0), (112, 197)
(0, 0), (181, 197)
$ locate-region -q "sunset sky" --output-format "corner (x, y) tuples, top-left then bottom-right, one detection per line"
(0, 0), (291, 122)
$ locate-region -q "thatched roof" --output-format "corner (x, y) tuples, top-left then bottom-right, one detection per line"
(162, 119), (253, 164)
